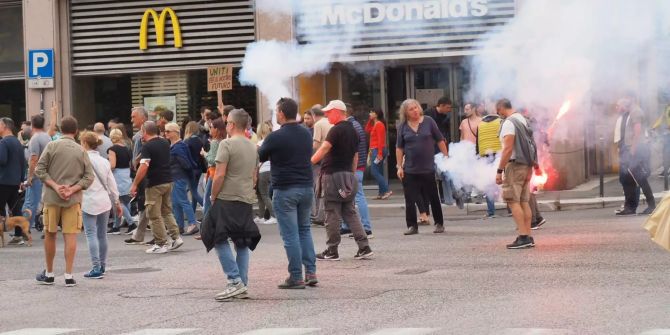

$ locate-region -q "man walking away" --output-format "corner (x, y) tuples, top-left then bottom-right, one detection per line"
(125, 107), (151, 244)
(312, 100), (374, 261)
(259, 98), (317, 289)
(94, 123), (113, 159)
(0, 118), (27, 243)
(202, 109), (261, 301)
(130, 121), (183, 254)
(495, 99), (538, 249)
(614, 98), (654, 215)
(35, 116), (95, 286)
(21, 114), (51, 234)
(340, 104), (373, 238)
(478, 112), (502, 219)
(311, 106), (331, 227)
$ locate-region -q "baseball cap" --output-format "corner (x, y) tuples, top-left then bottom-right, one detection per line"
(322, 100), (347, 113)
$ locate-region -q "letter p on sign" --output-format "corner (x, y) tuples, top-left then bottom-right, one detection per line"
(27, 49), (55, 89)
(28, 49), (54, 79)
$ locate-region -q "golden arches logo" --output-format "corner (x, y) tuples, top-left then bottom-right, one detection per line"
(139, 7), (182, 50)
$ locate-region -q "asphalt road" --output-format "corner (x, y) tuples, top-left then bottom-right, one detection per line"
(1, 208), (669, 335)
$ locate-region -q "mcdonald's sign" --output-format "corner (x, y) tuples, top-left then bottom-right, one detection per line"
(139, 7), (182, 50)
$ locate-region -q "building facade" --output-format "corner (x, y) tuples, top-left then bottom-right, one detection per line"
(2, 0), (668, 190)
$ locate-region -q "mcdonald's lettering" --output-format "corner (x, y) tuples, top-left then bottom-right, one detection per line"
(139, 8), (182, 50)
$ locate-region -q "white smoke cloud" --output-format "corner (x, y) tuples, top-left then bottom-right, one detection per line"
(435, 142), (499, 197)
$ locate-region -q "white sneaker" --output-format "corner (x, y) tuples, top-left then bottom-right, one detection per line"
(145, 244), (168, 254)
(215, 281), (247, 301)
(253, 216), (265, 225)
(168, 237), (184, 251)
(263, 217), (278, 225)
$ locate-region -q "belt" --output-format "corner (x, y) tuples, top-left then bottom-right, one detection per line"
(509, 159), (516, 163)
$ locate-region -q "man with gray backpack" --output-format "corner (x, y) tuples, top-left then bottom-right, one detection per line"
(494, 99), (540, 249)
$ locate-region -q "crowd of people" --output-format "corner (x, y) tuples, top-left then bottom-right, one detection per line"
(0, 92), (660, 298)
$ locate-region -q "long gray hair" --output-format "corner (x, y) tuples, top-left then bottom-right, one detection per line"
(398, 99), (423, 124)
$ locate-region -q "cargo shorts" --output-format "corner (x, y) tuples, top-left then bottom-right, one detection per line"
(502, 162), (532, 203)
(43, 203), (83, 234)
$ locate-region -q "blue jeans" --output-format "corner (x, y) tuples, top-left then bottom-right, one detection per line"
(486, 196), (496, 216)
(341, 171), (372, 232)
(272, 187), (317, 281)
(203, 177), (213, 215)
(214, 240), (250, 286)
(83, 211), (110, 269)
(370, 148), (389, 195)
(113, 195), (134, 228)
(22, 178), (42, 228)
(172, 178), (197, 228)
(189, 173), (203, 213)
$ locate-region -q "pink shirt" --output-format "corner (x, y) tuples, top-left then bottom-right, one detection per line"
(459, 117), (481, 144)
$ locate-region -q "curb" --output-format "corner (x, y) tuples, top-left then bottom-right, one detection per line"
(366, 192), (666, 218)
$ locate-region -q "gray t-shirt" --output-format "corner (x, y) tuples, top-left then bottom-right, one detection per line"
(215, 136), (259, 204)
(97, 135), (113, 159)
(28, 132), (51, 166)
(396, 116), (445, 174)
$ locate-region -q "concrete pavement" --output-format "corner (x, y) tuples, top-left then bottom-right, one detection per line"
(1, 208), (670, 334)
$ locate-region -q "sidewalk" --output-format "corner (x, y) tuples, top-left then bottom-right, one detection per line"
(362, 174), (667, 218)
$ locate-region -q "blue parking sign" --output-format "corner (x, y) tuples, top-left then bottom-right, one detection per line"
(27, 49), (54, 89)
(28, 49), (54, 79)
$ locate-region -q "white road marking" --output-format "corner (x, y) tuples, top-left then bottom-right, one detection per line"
(500, 329), (573, 335)
(366, 328), (441, 335)
(640, 330), (670, 335)
(0, 329), (79, 335)
(119, 329), (199, 335)
(236, 329), (321, 335)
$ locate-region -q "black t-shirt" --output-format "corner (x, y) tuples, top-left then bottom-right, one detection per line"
(140, 137), (172, 187)
(108, 144), (132, 169)
(322, 121), (359, 174)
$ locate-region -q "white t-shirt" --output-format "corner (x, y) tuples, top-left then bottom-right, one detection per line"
(257, 139), (271, 173)
(499, 113), (528, 160)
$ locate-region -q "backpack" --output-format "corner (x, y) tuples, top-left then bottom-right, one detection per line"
(506, 116), (538, 167)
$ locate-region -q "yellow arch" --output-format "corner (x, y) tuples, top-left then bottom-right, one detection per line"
(139, 7), (182, 50)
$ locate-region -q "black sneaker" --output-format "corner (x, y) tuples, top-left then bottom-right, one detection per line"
(615, 209), (636, 216)
(65, 277), (77, 287)
(143, 239), (155, 246)
(316, 248), (340, 261)
(531, 218), (547, 230)
(339, 228), (351, 235)
(125, 223), (137, 234)
(348, 231), (374, 239)
(641, 207), (656, 215)
(124, 238), (144, 245)
(36, 270), (54, 285)
(107, 227), (121, 235)
(354, 246), (374, 260)
(506, 236), (533, 249)
(277, 277), (306, 289)
(304, 273), (318, 287)
(529, 236), (536, 247)
(404, 226), (418, 235)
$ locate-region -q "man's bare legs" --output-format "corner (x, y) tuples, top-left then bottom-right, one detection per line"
(509, 201), (532, 236)
(63, 233), (78, 274)
(44, 232), (57, 273)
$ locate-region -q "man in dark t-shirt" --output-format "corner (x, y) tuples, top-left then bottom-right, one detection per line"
(311, 100), (373, 261)
(130, 121), (182, 254)
(424, 96), (453, 142)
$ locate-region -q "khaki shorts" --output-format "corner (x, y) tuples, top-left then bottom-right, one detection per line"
(502, 162), (532, 203)
(43, 203), (83, 234)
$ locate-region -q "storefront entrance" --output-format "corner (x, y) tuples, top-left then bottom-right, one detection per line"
(384, 62), (470, 179)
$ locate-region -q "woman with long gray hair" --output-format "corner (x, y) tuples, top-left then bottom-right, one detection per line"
(396, 99), (449, 235)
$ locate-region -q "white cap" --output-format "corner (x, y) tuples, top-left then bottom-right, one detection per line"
(322, 100), (347, 113)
